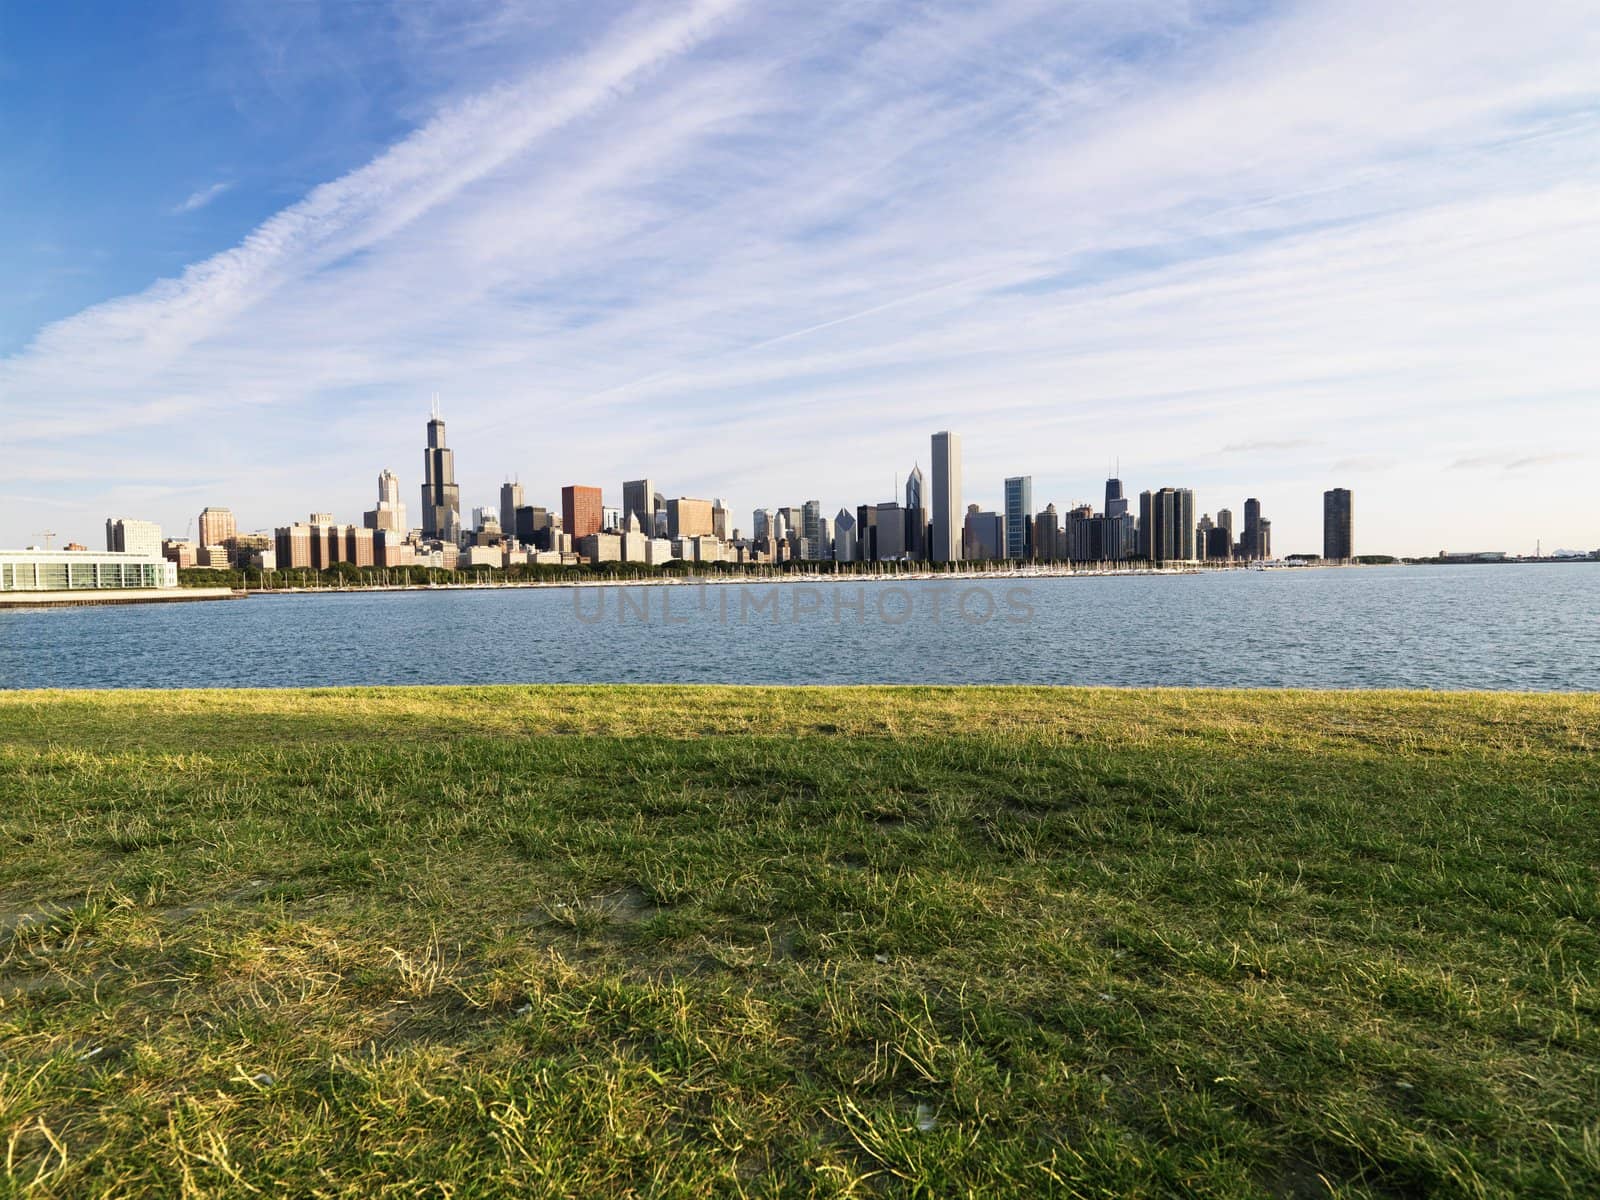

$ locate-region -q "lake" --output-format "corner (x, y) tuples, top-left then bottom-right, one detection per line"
(2, 565), (1597, 691)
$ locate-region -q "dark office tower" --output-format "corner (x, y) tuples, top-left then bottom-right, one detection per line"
(499, 481), (523, 540)
(421, 409), (462, 543)
(1003, 476), (1033, 559)
(931, 432), (962, 562)
(1242, 497), (1263, 560)
(622, 479), (654, 533)
(1034, 504), (1060, 563)
(1105, 477), (1128, 520)
(1323, 488), (1354, 561)
(905, 465), (927, 560)
(562, 486), (604, 542)
(1258, 518), (1272, 561)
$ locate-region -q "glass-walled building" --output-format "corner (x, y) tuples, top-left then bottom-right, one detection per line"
(0, 551), (177, 592)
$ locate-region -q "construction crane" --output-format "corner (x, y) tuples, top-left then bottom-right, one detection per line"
(36, 530), (56, 551)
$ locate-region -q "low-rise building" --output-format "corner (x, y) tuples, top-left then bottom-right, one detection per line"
(1, 550), (177, 592)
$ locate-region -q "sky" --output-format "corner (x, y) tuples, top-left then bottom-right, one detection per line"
(1, 0), (1597, 557)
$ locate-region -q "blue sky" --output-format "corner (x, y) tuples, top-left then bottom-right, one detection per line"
(2, 0), (1597, 555)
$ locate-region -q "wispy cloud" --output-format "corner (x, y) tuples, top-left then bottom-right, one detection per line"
(4, 0), (1599, 555)
(172, 182), (233, 214)
(1449, 452), (1583, 472)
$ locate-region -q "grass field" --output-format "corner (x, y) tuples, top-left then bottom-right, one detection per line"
(1, 686), (1597, 1198)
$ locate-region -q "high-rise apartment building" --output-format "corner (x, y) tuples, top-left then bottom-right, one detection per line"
(562, 486), (604, 542)
(1323, 488), (1354, 560)
(1241, 497), (1264, 560)
(421, 411), (462, 543)
(931, 431), (962, 563)
(197, 507), (236, 548)
(1004, 476), (1033, 559)
(105, 518), (161, 557)
(1139, 487), (1196, 562)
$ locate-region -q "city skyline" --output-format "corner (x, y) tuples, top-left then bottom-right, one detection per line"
(2, 3), (1597, 556)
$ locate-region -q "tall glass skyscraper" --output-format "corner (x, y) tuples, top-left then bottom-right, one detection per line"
(1004, 476), (1033, 559)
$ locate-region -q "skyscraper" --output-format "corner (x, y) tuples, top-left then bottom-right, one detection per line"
(1003, 476), (1033, 559)
(752, 509), (771, 542)
(499, 481), (524, 538)
(1105, 477), (1128, 520)
(365, 469), (408, 534)
(833, 509), (857, 561)
(105, 518), (161, 557)
(1034, 504), (1060, 562)
(622, 480), (654, 533)
(904, 465), (927, 560)
(421, 410), (462, 543)
(197, 507), (236, 548)
(1324, 488), (1354, 561)
(1140, 487), (1196, 562)
(667, 498), (715, 539)
(931, 431), (962, 563)
(1242, 497), (1263, 561)
(562, 486), (604, 542)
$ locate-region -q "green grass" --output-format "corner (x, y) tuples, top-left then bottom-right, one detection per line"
(1, 686), (1597, 1198)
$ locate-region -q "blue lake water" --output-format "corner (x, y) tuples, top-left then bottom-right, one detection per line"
(1, 565), (1597, 691)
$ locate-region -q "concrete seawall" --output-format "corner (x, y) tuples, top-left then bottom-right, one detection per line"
(0, 587), (245, 610)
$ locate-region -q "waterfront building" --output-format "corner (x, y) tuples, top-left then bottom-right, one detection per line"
(197, 507), (236, 549)
(197, 545), (231, 569)
(801, 500), (824, 558)
(905, 466), (928, 560)
(577, 532), (622, 565)
(461, 545), (503, 569)
(752, 509), (771, 542)
(1004, 476), (1033, 559)
(1140, 487), (1196, 562)
(833, 509), (857, 562)
(872, 502), (906, 561)
(620, 513), (651, 563)
(713, 500), (730, 541)
(931, 431), (962, 562)
(1105, 477), (1128, 520)
(162, 540), (198, 569)
(962, 505), (1004, 561)
(1034, 505), (1060, 562)
(421, 410), (462, 544)
(375, 529), (414, 568)
(500, 481), (524, 539)
(365, 470), (408, 533)
(274, 524), (313, 569)
(0, 549), (177, 592)
(562, 486), (604, 541)
(1241, 498), (1264, 560)
(345, 526), (375, 568)
(230, 532), (273, 568)
(667, 497), (715, 539)
(622, 480), (654, 534)
(1324, 488), (1354, 561)
(1216, 508), (1234, 554)
(105, 518), (161, 557)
